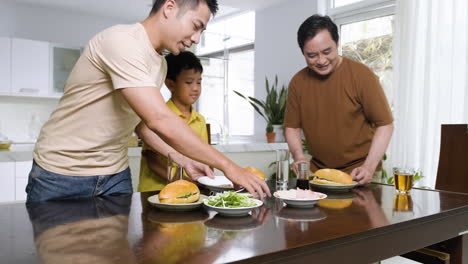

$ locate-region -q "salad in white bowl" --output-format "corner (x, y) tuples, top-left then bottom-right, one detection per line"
(204, 191), (263, 217)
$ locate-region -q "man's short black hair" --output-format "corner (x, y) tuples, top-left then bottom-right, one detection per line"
(165, 51), (203, 81)
(297, 14), (339, 52)
(150, 0), (218, 16)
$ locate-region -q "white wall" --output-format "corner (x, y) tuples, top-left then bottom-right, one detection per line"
(253, 0), (319, 139)
(0, 2), (133, 141)
(13, 3), (130, 47)
(0, 97), (58, 141)
(0, 1), (15, 36)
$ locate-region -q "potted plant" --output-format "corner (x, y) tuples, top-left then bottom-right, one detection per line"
(234, 75), (287, 142)
(265, 122), (275, 143)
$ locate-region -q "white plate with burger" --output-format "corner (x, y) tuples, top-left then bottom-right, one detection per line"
(274, 189), (327, 208)
(204, 191), (263, 217)
(148, 179), (207, 212)
(197, 175), (234, 192)
(309, 169), (358, 192)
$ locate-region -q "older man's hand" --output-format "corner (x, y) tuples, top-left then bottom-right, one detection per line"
(350, 165), (374, 185)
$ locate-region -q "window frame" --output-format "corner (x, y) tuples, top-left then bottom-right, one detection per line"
(328, 0), (396, 49)
(196, 43), (256, 141)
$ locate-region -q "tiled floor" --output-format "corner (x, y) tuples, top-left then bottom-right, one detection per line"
(381, 256), (421, 264)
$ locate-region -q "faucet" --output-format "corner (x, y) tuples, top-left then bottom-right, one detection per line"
(206, 118), (228, 144)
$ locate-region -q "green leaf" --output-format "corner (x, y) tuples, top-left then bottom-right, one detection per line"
(248, 96), (266, 109)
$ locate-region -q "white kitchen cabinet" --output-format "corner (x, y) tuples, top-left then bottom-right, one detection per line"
(15, 160), (32, 179)
(11, 38), (50, 96)
(0, 162), (15, 202)
(15, 161), (32, 201)
(0, 37), (11, 94)
(51, 44), (81, 95)
(15, 178), (28, 201)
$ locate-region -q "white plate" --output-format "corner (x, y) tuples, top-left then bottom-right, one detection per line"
(274, 191), (327, 208)
(203, 198), (263, 217)
(197, 176), (234, 192)
(309, 180), (358, 193)
(148, 194), (207, 212)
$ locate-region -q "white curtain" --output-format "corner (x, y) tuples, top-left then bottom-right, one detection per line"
(389, 0), (468, 188)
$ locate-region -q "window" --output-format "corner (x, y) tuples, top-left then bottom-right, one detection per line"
(329, 0), (395, 105)
(195, 11), (256, 142)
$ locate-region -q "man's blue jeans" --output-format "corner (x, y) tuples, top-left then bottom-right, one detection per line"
(26, 160), (133, 202)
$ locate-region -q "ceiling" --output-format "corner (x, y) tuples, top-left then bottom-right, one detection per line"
(12, 0), (289, 22)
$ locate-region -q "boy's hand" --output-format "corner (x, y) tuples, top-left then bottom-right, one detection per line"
(184, 159), (214, 181)
(223, 164), (271, 200)
(169, 152), (214, 181)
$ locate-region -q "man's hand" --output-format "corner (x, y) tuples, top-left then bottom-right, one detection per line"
(223, 164), (271, 200)
(292, 158), (310, 175)
(350, 165), (374, 185)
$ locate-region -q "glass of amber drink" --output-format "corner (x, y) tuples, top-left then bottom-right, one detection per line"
(392, 167), (416, 193)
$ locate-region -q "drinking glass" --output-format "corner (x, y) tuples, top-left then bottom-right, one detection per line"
(167, 153), (184, 182)
(392, 167), (416, 193)
(276, 149), (290, 190)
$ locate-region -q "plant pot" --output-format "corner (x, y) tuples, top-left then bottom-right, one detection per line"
(272, 124), (285, 142)
(266, 132), (276, 143)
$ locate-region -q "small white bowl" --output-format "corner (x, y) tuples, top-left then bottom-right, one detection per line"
(203, 198), (263, 217)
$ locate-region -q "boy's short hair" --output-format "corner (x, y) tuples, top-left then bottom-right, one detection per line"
(150, 0), (218, 16)
(165, 51), (203, 81)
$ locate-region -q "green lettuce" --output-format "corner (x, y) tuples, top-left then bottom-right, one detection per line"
(207, 191), (257, 208)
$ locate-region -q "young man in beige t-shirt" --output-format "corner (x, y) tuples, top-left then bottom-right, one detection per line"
(27, 0), (270, 202)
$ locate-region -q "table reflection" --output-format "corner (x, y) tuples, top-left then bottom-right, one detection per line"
(352, 188), (390, 228)
(15, 184), (467, 264)
(135, 193), (271, 264)
(26, 195), (133, 264)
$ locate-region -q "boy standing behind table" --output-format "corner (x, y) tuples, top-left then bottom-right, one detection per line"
(138, 51), (210, 192)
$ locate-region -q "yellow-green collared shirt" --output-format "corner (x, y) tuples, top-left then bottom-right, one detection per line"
(138, 99), (208, 192)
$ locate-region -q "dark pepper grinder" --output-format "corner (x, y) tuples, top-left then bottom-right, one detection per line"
(296, 162), (310, 190)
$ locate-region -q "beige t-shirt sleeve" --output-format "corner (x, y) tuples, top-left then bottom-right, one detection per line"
(357, 69), (394, 127)
(284, 75), (302, 128)
(95, 30), (158, 89)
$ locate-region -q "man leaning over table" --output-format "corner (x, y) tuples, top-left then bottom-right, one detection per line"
(284, 14), (394, 185)
(26, 0), (270, 202)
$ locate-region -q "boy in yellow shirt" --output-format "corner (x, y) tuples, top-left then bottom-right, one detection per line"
(138, 51), (209, 192)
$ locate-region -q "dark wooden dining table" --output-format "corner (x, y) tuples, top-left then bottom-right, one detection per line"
(1, 182), (468, 264)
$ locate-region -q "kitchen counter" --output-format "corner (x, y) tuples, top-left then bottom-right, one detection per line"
(0, 144), (34, 162)
(129, 142), (288, 157)
(0, 142), (289, 162)
(2, 183), (468, 263)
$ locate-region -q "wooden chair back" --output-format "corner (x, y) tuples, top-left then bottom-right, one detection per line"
(435, 124), (468, 193)
(206, 123), (211, 145)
